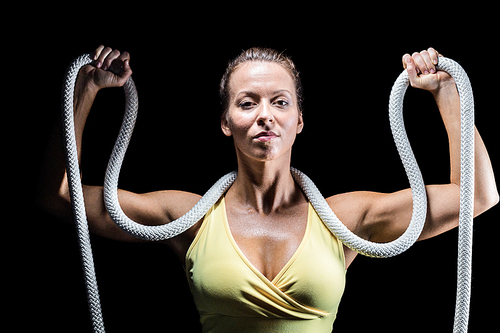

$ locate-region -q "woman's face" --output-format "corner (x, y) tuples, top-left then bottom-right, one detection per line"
(221, 61), (304, 163)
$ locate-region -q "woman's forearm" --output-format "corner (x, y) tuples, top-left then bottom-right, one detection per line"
(73, 78), (98, 162)
(432, 82), (499, 210)
(37, 77), (98, 214)
(432, 81), (461, 185)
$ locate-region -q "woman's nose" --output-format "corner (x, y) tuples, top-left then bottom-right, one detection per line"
(256, 103), (274, 126)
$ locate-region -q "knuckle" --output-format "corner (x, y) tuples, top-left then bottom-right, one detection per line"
(101, 47), (112, 57)
(429, 47), (439, 59)
(100, 47), (109, 57)
(98, 48), (110, 60)
(110, 49), (121, 59)
(104, 50), (121, 67)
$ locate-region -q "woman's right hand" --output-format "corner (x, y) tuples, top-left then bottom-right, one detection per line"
(77, 45), (133, 92)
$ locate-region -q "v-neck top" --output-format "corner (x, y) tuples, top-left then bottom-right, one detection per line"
(185, 197), (345, 333)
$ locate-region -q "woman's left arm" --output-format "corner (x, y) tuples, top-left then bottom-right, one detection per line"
(360, 48), (499, 243)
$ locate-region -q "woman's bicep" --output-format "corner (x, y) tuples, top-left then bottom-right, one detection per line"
(367, 184), (461, 243)
(326, 185), (461, 267)
(82, 186), (201, 243)
(81, 186), (140, 242)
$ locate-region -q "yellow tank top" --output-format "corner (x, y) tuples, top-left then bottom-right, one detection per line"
(185, 197), (346, 333)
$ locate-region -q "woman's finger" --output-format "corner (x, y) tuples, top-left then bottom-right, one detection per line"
(96, 46), (112, 68)
(402, 53), (411, 69)
(117, 51), (130, 65)
(109, 51), (132, 76)
(419, 49), (436, 74)
(93, 45), (105, 61)
(103, 49), (121, 71)
(412, 52), (429, 75)
(428, 47), (439, 65)
(405, 55), (419, 87)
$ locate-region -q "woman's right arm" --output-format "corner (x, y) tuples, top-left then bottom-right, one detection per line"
(37, 46), (202, 246)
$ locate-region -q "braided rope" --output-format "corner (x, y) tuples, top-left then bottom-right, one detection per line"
(62, 54), (105, 333)
(63, 54), (473, 332)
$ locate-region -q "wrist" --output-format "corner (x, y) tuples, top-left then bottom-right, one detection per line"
(431, 78), (461, 124)
(75, 76), (99, 100)
(74, 65), (100, 103)
(431, 77), (456, 98)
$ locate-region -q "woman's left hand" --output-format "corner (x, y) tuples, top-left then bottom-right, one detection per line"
(402, 47), (454, 93)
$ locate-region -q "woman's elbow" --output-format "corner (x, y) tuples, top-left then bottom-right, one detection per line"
(36, 180), (72, 219)
(485, 190), (499, 210)
(474, 189), (499, 217)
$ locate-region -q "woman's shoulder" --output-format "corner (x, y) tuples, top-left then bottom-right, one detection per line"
(325, 191), (382, 232)
(150, 190), (203, 257)
(155, 190), (203, 222)
(325, 191), (384, 268)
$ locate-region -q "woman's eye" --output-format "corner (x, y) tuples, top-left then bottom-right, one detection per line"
(239, 101), (254, 109)
(274, 100), (289, 107)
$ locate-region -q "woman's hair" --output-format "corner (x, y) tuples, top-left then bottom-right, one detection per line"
(219, 47), (303, 119)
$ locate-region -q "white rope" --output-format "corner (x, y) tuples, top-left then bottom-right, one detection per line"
(62, 53), (105, 333)
(62, 54), (473, 332)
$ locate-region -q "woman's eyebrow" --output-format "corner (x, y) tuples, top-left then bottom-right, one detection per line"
(235, 90), (291, 99)
(235, 91), (259, 99)
(272, 89), (292, 96)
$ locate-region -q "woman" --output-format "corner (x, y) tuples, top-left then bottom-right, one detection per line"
(39, 45), (498, 332)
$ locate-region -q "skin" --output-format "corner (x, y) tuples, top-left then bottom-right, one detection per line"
(38, 46), (498, 282)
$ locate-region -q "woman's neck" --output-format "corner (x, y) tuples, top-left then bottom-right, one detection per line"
(228, 153), (303, 214)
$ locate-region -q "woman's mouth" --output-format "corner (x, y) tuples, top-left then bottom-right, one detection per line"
(254, 131), (278, 142)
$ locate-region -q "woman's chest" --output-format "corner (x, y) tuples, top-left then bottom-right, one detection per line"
(225, 203), (309, 282)
(185, 198), (346, 319)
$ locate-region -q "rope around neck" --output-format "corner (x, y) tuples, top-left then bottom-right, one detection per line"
(62, 54), (474, 333)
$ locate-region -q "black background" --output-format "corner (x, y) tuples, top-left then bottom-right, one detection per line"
(16, 6), (498, 332)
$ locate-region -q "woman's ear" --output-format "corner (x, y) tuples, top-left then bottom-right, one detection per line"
(296, 112), (304, 134)
(221, 115), (232, 137)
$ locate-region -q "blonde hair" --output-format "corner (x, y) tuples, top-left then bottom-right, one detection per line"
(219, 47), (303, 118)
